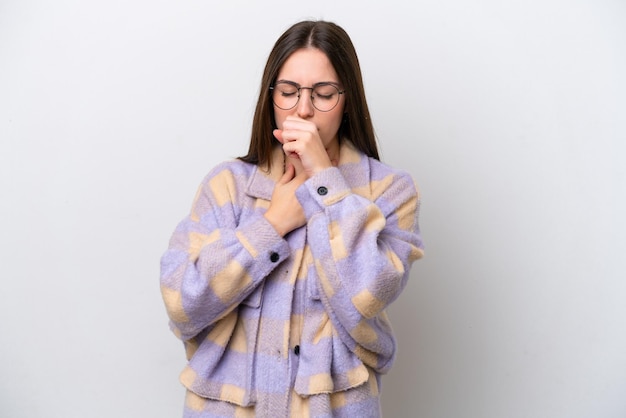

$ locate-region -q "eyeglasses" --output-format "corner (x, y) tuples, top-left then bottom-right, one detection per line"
(270, 81), (345, 112)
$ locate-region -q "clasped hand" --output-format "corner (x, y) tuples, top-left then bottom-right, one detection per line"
(264, 117), (335, 236)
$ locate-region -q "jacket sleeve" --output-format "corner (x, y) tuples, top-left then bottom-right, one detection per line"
(159, 163), (290, 341)
(295, 164), (424, 373)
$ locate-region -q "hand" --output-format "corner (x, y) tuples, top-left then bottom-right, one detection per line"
(263, 163), (307, 237)
(273, 116), (334, 178)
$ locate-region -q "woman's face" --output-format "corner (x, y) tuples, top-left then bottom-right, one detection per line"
(273, 48), (345, 150)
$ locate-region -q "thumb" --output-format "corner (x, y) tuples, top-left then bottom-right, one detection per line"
(273, 129), (284, 143)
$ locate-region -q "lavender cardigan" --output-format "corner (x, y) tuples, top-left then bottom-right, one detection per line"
(160, 140), (424, 417)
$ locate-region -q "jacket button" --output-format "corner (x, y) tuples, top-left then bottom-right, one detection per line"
(270, 252), (279, 263)
(317, 186), (328, 196)
(294, 345), (300, 356)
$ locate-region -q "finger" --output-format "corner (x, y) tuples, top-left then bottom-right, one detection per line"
(278, 128), (301, 144)
(284, 116), (318, 132)
(282, 145), (302, 163)
(278, 163), (296, 184)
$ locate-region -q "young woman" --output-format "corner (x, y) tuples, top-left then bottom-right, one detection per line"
(160, 20), (424, 418)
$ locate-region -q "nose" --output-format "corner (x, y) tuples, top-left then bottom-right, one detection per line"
(296, 87), (315, 118)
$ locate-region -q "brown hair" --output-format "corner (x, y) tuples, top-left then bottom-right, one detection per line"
(239, 20), (379, 168)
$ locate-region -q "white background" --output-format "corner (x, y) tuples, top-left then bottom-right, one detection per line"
(1, 1), (625, 417)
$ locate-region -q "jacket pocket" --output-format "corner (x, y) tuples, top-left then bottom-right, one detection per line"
(181, 281), (265, 407)
(294, 308), (370, 396)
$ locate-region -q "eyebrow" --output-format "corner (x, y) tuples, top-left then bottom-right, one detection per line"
(275, 79), (341, 87)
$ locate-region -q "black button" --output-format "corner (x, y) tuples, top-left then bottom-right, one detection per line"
(317, 186), (328, 196)
(270, 252), (279, 263)
(294, 345), (300, 356)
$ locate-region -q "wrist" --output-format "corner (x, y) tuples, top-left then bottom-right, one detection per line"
(264, 212), (288, 237)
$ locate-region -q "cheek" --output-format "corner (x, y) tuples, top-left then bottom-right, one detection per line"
(324, 110), (344, 132)
(273, 108), (289, 129)
(317, 111), (345, 144)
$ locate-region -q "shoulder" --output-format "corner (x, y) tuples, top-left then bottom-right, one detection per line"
(372, 158), (416, 186)
(355, 149), (418, 190)
(361, 156), (420, 207)
(339, 141), (419, 198)
(342, 140), (415, 184)
(192, 160), (260, 205)
(200, 158), (257, 185)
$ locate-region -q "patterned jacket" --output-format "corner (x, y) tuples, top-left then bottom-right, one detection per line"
(160, 140), (424, 417)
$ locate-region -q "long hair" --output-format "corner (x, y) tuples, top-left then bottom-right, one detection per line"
(239, 20), (379, 169)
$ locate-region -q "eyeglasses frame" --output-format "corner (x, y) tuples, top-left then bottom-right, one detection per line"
(270, 80), (346, 112)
